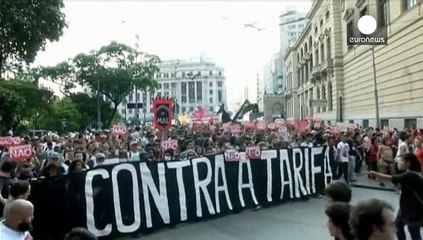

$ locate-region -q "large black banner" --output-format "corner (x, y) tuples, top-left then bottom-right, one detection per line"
(29, 147), (334, 240)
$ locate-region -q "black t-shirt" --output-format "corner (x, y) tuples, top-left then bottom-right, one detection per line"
(0, 175), (11, 217)
(392, 171), (423, 222)
(345, 139), (356, 156)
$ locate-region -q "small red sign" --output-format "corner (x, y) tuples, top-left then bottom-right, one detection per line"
(161, 139), (178, 150)
(9, 144), (33, 161)
(246, 146), (261, 160)
(224, 149), (241, 162)
(112, 125), (127, 136)
(0, 137), (21, 147)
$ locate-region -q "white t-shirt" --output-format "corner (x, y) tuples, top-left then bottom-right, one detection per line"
(337, 141), (350, 162)
(0, 222), (32, 240)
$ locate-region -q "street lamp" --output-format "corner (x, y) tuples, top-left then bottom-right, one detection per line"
(371, 45), (380, 129)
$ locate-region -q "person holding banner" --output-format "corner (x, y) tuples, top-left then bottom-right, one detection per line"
(0, 160), (17, 218)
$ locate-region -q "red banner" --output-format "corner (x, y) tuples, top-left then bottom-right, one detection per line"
(0, 137), (21, 147)
(153, 98), (173, 132)
(9, 144), (33, 161)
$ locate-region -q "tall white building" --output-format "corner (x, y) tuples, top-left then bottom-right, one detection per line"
(262, 53), (283, 95)
(119, 56), (227, 122)
(279, 8), (308, 56)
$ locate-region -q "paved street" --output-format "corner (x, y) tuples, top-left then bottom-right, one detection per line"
(125, 187), (399, 240)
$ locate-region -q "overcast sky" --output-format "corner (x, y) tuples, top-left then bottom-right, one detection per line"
(35, 1), (312, 110)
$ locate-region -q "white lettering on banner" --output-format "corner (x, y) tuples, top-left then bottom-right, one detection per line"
(85, 169), (112, 237)
(140, 163), (170, 228)
(292, 148), (308, 198)
(192, 157), (216, 217)
(9, 145), (33, 161)
(279, 149), (293, 199)
(323, 147), (333, 187)
(112, 164), (141, 233)
(238, 153), (258, 207)
(311, 147), (323, 194)
(303, 148), (311, 194)
(167, 161), (191, 221)
(262, 150), (277, 202)
(214, 155), (233, 213)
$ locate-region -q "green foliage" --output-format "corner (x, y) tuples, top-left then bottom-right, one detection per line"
(68, 92), (116, 128)
(0, 79), (54, 133)
(39, 41), (161, 127)
(0, 0), (67, 75)
(38, 98), (83, 133)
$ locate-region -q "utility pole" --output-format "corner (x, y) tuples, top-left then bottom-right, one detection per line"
(96, 78), (101, 130)
(135, 34), (140, 125)
(371, 45), (380, 129)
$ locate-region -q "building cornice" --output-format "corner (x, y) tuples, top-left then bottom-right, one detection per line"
(306, 0), (324, 20)
(293, 22), (311, 50)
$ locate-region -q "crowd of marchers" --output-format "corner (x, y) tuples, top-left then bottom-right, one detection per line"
(0, 123), (422, 240)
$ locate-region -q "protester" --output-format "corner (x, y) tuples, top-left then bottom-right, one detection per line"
(370, 153), (423, 240)
(9, 180), (31, 200)
(0, 160), (17, 218)
(0, 199), (34, 239)
(324, 182), (352, 203)
(325, 202), (353, 240)
(63, 227), (97, 240)
(349, 198), (396, 240)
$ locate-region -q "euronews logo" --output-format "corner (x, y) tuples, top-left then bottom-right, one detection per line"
(347, 15), (387, 46)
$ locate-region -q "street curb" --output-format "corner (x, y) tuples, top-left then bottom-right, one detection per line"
(351, 183), (396, 192)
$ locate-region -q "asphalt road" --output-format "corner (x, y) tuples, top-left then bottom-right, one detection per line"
(124, 187), (400, 240)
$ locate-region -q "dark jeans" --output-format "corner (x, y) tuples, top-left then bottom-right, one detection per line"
(396, 211), (422, 240)
(336, 162), (349, 184)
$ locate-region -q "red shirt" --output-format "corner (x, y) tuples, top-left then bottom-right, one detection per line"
(415, 148), (423, 168)
(369, 143), (379, 162)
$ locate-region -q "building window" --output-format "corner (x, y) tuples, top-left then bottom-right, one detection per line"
(405, 118), (417, 128)
(209, 97), (213, 103)
(188, 82), (195, 103)
(347, 21), (354, 50)
(360, 7), (368, 37)
(164, 83), (169, 89)
(378, 0), (388, 28)
(209, 81), (213, 87)
(136, 93), (140, 101)
(171, 82), (177, 88)
(182, 95), (187, 103)
(218, 90), (222, 102)
(209, 70), (213, 76)
(164, 92), (169, 97)
(218, 81), (222, 87)
(320, 43), (325, 62)
(218, 71), (222, 76)
(197, 71), (201, 76)
(381, 119), (389, 127)
(320, 19), (323, 27)
(182, 106), (186, 113)
(209, 107), (214, 112)
(209, 89), (213, 95)
(129, 95), (133, 102)
(327, 37), (331, 59)
(142, 94), (147, 102)
(326, 10), (330, 19)
(328, 82), (333, 111)
(158, 83), (162, 89)
(181, 82), (186, 94)
(189, 106), (194, 112)
(402, 0), (417, 11)
(196, 82), (202, 101)
(314, 26), (318, 34)
(363, 119), (369, 128)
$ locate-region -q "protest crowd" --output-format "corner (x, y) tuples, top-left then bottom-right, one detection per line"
(0, 112), (423, 240)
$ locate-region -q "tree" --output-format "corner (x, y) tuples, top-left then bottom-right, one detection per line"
(39, 41), (161, 127)
(38, 98), (83, 133)
(68, 92), (116, 128)
(0, 78), (54, 132)
(0, 0), (67, 78)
